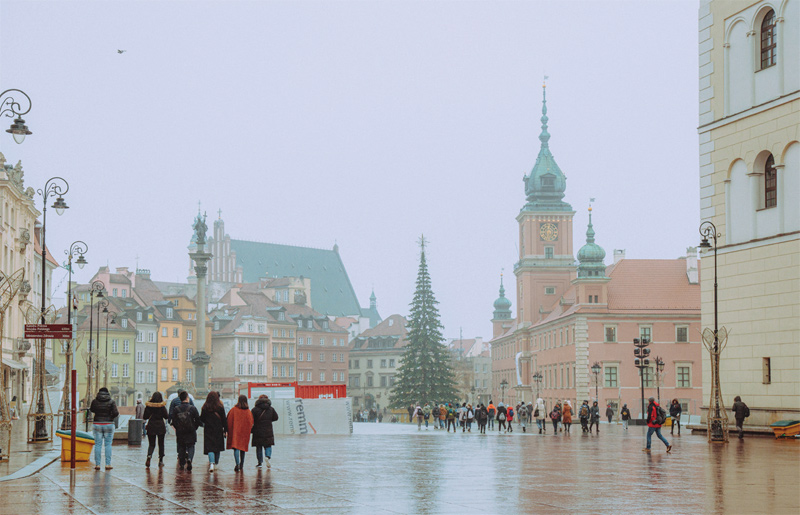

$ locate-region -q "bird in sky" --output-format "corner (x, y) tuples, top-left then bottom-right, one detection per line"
(117, 49), (126, 54)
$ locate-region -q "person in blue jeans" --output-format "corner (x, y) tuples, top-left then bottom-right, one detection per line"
(643, 397), (672, 453)
(89, 387), (119, 471)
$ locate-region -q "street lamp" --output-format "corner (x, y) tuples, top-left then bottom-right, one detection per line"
(31, 178), (69, 440)
(591, 362), (601, 403)
(499, 378), (508, 404)
(1, 89), (33, 144)
(84, 280), (104, 430)
(532, 371), (542, 400)
(95, 298), (108, 391)
(700, 221), (728, 442)
(654, 356), (665, 406)
(633, 337), (651, 422)
(103, 307), (116, 390)
(59, 241), (87, 431)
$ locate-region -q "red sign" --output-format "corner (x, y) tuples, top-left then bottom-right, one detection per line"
(24, 324), (73, 339)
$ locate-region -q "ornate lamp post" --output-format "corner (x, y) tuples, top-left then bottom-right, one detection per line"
(103, 308), (116, 389)
(499, 378), (508, 404)
(1, 89), (33, 144)
(591, 362), (601, 403)
(84, 281), (104, 430)
(532, 371), (542, 400)
(634, 337), (651, 422)
(31, 178), (69, 441)
(59, 241), (87, 431)
(95, 298), (108, 391)
(654, 356), (665, 405)
(700, 221), (728, 443)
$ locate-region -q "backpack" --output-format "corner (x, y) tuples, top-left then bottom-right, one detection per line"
(507, 408), (514, 419)
(744, 405), (750, 418)
(579, 405), (589, 418)
(655, 405), (667, 426)
(498, 412), (506, 421)
(549, 410), (559, 421)
(467, 409), (474, 419)
(173, 407), (194, 433)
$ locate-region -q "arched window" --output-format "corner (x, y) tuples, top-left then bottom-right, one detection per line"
(765, 154), (777, 208)
(760, 9), (776, 70)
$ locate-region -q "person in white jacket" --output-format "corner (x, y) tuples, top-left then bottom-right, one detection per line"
(535, 398), (547, 434)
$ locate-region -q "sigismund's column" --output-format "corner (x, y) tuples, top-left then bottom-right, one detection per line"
(189, 213), (212, 397)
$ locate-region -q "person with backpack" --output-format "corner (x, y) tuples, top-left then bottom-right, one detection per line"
(90, 387), (119, 471)
(731, 395), (750, 439)
(620, 404), (631, 431)
(550, 402), (562, 434)
(605, 404), (614, 424)
(431, 404), (440, 430)
(527, 402), (534, 425)
(143, 391), (168, 468)
(199, 391), (227, 472)
(227, 395), (254, 471)
(478, 404), (489, 434)
(517, 403), (528, 432)
(413, 404), (424, 430)
(589, 401), (601, 434)
(496, 403), (507, 432)
(534, 398), (546, 434)
(579, 400), (591, 433)
(506, 405), (514, 433)
(446, 403), (457, 432)
(466, 403), (475, 432)
(422, 403), (432, 429)
(669, 399), (682, 436)
(168, 389), (195, 425)
(562, 400), (573, 433)
(171, 390), (201, 471)
(251, 394), (279, 468)
(643, 397), (671, 453)
(487, 401), (496, 431)
(439, 404), (447, 429)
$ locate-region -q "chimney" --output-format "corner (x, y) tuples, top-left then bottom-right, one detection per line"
(686, 246), (699, 284)
(116, 267), (129, 275)
(613, 249), (626, 264)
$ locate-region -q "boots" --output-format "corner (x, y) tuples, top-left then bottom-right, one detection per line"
(146, 455), (151, 468)
(158, 457), (164, 467)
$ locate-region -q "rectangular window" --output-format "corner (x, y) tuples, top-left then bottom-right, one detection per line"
(273, 329), (279, 337)
(388, 376), (395, 386)
(340, 353), (344, 363)
(367, 376), (373, 387)
(248, 363), (254, 375)
(172, 368), (178, 381)
(289, 365), (294, 377)
(320, 338), (325, 346)
(307, 337), (312, 346)
(298, 353), (304, 362)
(173, 328), (179, 338)
(161, 368), (167, 381)
(137, 312), (142, 321)
(121, 290), (127, 298)
(307, 352), (311, 361)
(161, 346), (167, 358)
(123, 340), (129, 353)
(172, 347), (179, 360)
(148, 331), (155, 343)
(289, 346), (294, 358)
(187, 330), (192, 341)
(113, 288), (118, 297)
(186, 369), (192, 382)
(642, 366), (654, 388)
(389, 359), (395, 367)
(166, 307), (173, 319)
(136, 331), (144, 343)
(162, 327), (168, 337)
(258, 340), (264, 353)
(248, 340), (254, 353)
(148, 371), (155, 383)
(367, 359), (373, 368)
(272, 365), (278, 377)
(238, 363), (244, 375)
(640, 326), (652, 342)
(110, 364), (117, 378)
(272, 345), (277, 357)
(350, 376), (360, 387)
(257, 363), (264, 375)
(604, 365), (618, 387)
(123, 364), (129, 377)
(320, 353), (325, 362)
(320, 372), (325, 382)
(281, 329), (286, 338)
(332, 353), (338, 362)
(676, 326), (688, 343)
(762, 357), (771, 384)
(148, 351), (156, 362)
(677, 366), (691, 388)
(604, 326), (617, 343)
(239, 341), (245, 352)
(380, 359), (386, 368)
(545, 246), (554, 259)
(281, 345), (286, 358)
(280, 365), (286, 378)
(186, 348), (193, 361)
(136, 351), (144, 363)
(380, 376), (387, 387)
(112, 339), (119, 353)
(545, 287), (556, 295)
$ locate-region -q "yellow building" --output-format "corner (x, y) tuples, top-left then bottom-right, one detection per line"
(699, 0), (799, 428)
(156, 296), (211, 396)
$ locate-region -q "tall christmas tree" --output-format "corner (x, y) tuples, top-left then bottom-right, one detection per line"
(389, 236), (457, 408)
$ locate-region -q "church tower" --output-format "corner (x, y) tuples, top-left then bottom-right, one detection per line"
(573, 206), (610, 305)
(514, 83), (576, 324)
(491, 273), (513, 338)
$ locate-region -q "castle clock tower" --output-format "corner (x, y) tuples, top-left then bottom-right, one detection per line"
(515, 83), (576, 324)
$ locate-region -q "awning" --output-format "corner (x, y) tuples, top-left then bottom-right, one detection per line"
(1, 357), (27, 370)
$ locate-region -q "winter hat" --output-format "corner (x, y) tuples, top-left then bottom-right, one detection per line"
(99, 387), (109, 394)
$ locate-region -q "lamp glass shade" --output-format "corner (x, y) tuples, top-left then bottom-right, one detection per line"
(76, 255), (87, 269)
(12, 132), (25, 144)
(52, 197), (69, 216)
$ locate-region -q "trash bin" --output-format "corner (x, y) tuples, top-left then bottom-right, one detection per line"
(56, 429), (95, 462)
(128, 419), (144, 445)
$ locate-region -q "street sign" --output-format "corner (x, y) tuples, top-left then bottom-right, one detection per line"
(24, 324), (73, 339)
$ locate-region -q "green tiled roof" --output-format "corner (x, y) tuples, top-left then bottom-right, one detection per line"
(229, 240), (362, 317)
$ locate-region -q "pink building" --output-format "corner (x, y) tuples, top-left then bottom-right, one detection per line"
(490, 87), (702, 418)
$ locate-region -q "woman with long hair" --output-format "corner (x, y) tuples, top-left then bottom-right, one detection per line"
(143, 391), (168, 468)
(251, 394), (279, 468)
(669, 399), (682, 436)
(562, 400), (573, 434)
(199, 391), (227, 472)
(226, 395), (254, 472)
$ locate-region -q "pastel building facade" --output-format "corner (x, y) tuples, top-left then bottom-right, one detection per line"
(698, 0), (799, 427)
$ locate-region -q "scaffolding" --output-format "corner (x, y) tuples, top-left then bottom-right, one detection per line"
(702, 326), (730, 443)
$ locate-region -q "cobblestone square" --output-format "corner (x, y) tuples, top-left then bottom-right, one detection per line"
(1, 422), (798, 514)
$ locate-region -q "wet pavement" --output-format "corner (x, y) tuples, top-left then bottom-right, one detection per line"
(1, 421), (798, 514)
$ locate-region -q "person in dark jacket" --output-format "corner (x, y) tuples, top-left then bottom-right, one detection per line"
(168, 389), (195, 425)
(89, 387), (119, 471)
(644, 397), (671, 453)
(589, 401), (601, 434)
(579, 400), (591, 433)
(143, 391), (168, 468)
(199, 391), (227, 472)
(171, 391), (200, 471)
(731, 396), (749, 439)
(669, 399), (682, 436)
(496, 404), (508, 432)
(251, 395), (279, 468)
(605, 404), (614, 424)
(620, 404), (631, 431)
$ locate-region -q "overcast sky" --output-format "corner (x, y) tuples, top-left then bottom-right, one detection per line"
(1, 0), (700, 341)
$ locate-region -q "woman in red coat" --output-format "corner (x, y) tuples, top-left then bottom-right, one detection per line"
(226, 395), (254, 472)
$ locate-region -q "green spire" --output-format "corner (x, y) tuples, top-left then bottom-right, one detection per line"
(493, 272), (512, 319)
(577, 206), (607, 278)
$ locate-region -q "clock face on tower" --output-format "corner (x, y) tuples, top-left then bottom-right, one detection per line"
(540, 223), (558, 241)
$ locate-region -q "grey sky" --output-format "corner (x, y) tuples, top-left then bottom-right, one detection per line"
(1, 1), (700, 340)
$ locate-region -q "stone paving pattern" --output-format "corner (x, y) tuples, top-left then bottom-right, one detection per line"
(1, 422), (798, 514)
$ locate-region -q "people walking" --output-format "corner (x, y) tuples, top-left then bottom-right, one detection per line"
(439, 404), (447, 429)
(579, 400), (590, 433)
(446, 403), (456, 432)
(478, 404), (488, 434)
(562, 401), (572, 434)
(487, 401), (496, 431)
(669, 399), (682, 436)
(643, 397), (671, 453)
(466, 404), (475, 432)
(143, 391), (168, 468)
(527, 402), (534, 425)
(227, 395), (255, 471)
(251, 395), (279, 468)
(621, 404), (631, 431)
(506, 404), (514, 433)
(199, 391), (227, 472)
(550, 402), (562, 434)
(90, 387), (118, 471)
(135, 399), (145, 419)
(517, 403), (527, 432)
(171, 391), (201, 471)
(414, 404), (424, 430)
(535, 398), (546, 434)
(497, 403), (507, 432)
(422, 403), (432, 429)
(606, 404), (614, 424)
(589, 401), (601, 434)
(168, 389), (194, 425)
(731, 395), (750, 439)
(431, 404), (440, 430)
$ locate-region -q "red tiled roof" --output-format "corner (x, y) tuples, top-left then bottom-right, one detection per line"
(606, 259), (700, 311)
